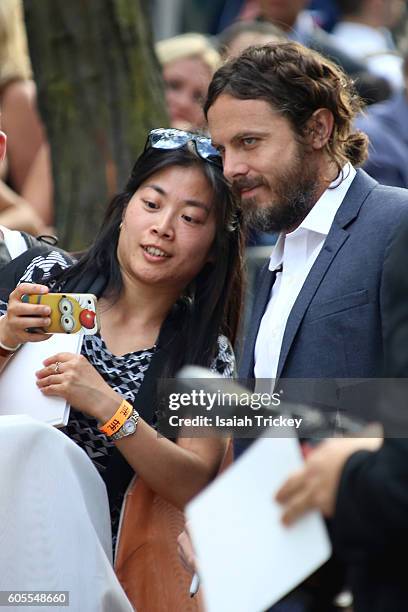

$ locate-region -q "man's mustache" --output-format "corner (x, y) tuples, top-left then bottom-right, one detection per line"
(231, 177), (266, 197)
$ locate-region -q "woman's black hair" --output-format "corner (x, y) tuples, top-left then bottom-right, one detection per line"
(53, 145), (245, 375)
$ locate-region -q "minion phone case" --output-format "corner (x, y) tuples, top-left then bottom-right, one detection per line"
(22, 293), (99, 335)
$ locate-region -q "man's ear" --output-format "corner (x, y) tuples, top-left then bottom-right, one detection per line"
(0, 131), (7, 162)
(305, 109), (334, 151)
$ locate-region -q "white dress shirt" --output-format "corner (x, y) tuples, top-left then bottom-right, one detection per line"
(254, 164), (356, 381)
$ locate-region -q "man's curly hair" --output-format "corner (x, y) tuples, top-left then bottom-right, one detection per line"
(204, 42), (368, 170)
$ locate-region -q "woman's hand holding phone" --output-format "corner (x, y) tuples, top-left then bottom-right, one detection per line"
(0, 283), (51, 347)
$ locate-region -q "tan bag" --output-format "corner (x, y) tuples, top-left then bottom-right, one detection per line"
(115, 443), (233, 612)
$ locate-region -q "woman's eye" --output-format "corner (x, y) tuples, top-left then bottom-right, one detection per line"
(143, 200), (159, 210)
(58, 297), (74, 314)
(60, 314), (76, 333)
(182, 214), (199, 224)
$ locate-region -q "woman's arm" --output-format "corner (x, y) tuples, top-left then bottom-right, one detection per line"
(36, 352), (228, 509)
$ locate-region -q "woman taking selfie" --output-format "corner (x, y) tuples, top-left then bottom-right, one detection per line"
(0, 129), (243, 609)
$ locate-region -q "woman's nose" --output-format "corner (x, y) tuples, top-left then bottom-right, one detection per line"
(151, 215), (175, 239)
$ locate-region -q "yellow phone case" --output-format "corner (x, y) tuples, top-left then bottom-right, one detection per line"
(22, 293), (99, 335)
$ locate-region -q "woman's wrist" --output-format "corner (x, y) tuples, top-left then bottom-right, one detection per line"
(94, 389), (124, 425)
(0, 314), (21, 351)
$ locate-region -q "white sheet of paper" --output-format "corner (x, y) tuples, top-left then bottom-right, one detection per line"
(0, 333), (83, 427)
(186, 433), (332, 612)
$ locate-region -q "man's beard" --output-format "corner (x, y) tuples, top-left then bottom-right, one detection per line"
(233, 149), (320, 233)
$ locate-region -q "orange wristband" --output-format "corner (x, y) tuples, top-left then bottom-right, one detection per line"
(99, 399), (133, 436)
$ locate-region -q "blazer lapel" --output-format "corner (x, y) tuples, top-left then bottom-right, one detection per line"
(276, 229), (349, 379)
(276, 169), (377, 379)
(239, 264), (278, 379)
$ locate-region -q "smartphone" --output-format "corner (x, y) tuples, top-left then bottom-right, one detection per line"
(21, 293), (100, 335)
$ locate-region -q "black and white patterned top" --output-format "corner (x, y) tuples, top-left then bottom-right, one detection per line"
(1, 251), (235, 545)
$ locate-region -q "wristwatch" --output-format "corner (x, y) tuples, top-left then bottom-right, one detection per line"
(111, 408), (140, 440)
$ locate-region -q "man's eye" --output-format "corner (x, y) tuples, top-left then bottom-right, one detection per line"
(242, 137), (257, 146)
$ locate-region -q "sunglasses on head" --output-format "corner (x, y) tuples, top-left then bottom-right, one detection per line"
(144, 128), (222, 168)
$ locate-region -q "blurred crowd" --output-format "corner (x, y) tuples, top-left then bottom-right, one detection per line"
(152, 0), (408, 195)
(2, 0), (408, 240)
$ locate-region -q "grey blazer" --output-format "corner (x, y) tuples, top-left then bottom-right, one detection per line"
(239, 169), (408, 383)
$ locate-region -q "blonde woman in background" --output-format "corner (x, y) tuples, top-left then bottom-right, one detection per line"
(156, 33), (221, 130)
(0, 0), (53, 231)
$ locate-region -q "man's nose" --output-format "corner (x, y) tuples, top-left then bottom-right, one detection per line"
(222, 150), (249, 183)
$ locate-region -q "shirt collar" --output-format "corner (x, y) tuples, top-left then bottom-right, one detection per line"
(268, 163), (356, 270)
(297, 163), (356, 235)
(268, 233), (284, 271)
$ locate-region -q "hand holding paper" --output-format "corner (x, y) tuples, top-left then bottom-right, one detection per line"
(0, 333), (83, 426)
(186, 433), (331, 612)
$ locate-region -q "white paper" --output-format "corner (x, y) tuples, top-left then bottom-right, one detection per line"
(186, 433), (332, 612)
(0, 333), (83, 426)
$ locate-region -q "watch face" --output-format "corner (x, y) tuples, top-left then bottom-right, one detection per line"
(123, 419), (136, 435)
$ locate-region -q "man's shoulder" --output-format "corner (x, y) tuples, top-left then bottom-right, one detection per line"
(347, 173), (408, 253)
(366, 181), (408, 210)
(354, 169), (408, 209)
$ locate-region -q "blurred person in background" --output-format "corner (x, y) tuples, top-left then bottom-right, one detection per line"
(217, 19), (286, 58)
(309, 0), (339, 31)
(0, 115), (48, 263)
(156, 33), (221, 131)
(257, 0), (393, 104)
(0, 0), (53, 228)
(354, 49), (408, 188)
(332, 0), (405, 91)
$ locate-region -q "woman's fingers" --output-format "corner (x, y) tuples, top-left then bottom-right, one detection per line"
(42, 353), (77, 367)
(36, 361), (66, 380)
(9, 283), (49, 304)
(12, 283), (49, 297)
(19, 330), (51, 343)
(10, 301), (51, 317)
(2, 284), (52, 345)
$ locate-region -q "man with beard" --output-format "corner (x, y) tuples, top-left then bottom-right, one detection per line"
(205, 41), (408, 387)
(202, 42), (408, 611)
